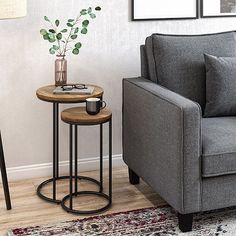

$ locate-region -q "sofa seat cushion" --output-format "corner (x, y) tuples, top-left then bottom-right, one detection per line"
(202, 117), (236, 177)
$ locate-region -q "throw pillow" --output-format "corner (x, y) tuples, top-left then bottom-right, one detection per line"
(204, 53), (236, 117)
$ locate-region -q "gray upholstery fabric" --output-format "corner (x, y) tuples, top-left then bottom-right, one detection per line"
(140, 45), (149, 79)
(123, 77), (202, 214)
(204, 54), (236, 117)
(202, 175), (236, 211)
(145, 32), (236, 110)
(145, 36), (158, 83)
(202, 117), (236, 177)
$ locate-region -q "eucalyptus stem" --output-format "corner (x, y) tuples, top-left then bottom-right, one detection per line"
(62, 15), (81, 55)
(49, 21), (62, 55)
(62, 25), (75, 55)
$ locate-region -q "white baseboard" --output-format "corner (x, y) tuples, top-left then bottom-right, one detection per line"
(6, 154), (125, 181)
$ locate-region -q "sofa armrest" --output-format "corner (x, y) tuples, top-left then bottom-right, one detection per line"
(122, 77), (202, 214)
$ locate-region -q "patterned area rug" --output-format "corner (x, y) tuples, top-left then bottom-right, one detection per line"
(7, 206), (236, 235)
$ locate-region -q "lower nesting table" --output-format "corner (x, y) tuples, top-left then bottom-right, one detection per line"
(61, 107), (112, 214)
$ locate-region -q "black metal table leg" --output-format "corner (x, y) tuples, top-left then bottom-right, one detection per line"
(100, 124), (103, 192)
(69, 124), (73, 209)
(109, 119), (112, 203)
(53, 102), (59, 200)
(0, 131), (11, 210)
(55, 103), (59, 179)
(75, 125), (78, 195)
(37, 102), (61, 204)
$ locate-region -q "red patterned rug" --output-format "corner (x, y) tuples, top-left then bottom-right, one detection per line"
(7, 206), (236, 235)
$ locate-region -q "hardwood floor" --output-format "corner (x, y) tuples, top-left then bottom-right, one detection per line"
(0, 167), (166, 235)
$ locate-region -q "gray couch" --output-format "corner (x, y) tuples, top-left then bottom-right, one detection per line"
(122, 31), (236, 232)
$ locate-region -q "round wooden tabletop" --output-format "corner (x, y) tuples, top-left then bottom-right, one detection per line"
(61, 107), (112, 125)
(36, 85), (104, 103)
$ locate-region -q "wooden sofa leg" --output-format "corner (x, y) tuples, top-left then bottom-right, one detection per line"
(178, 213), (193, 232)
(128, 168), (140, 185)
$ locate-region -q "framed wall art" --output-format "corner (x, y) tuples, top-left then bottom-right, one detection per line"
(132, 0), (199, 21)
(201, 0), (236, 18)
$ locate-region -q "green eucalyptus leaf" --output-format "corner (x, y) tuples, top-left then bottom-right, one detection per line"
(49, 29), (56, 33)
(53, 45), (60, 50)
(61, 29), (68, 33)
(68, 19), (74, 22)
(49, 38), (56, 43)
(40, 29), (47, 36)
(82, 20), (89, 27)
(72, 48), (80, 55)
(67, 23), (73, 27)
(81, 28), (88, 34)
(87, 7), (92, 14)
(44, 16), (50, 22)
(55, 20), (60, 27)
(48, 33), (55, 40)
(75, 42), (82, 49)
(89, 13), (96, 19)
(95, 6), (101, 11)
(74, 27), (79, 34)
(71, 35), (78, 40)
(56, 33), (62, 40)
(80, 9), (87, 15)
(49, 48), (56, 54)
(43, 34), (49, 40)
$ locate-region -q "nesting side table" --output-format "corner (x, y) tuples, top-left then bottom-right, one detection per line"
(61, 107), (112, 214)
(36, 85), (104, 204)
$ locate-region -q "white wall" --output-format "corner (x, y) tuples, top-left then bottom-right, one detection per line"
(0, 0), (236, 178)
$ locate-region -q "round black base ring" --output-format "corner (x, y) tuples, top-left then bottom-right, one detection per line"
(37, 176), (101, 204)
(61, 191), (112, 215)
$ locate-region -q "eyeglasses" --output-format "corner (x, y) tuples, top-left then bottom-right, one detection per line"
(61, 84), (88, 91)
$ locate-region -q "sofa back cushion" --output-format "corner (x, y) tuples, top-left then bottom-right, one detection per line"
(145, 32), (236, 109)
(140, 45), (149, 78)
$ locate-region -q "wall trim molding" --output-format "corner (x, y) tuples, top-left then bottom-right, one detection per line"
(6, 154), (125, 181)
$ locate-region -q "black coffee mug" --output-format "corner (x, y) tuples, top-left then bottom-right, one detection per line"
(86, 98), (106, 115)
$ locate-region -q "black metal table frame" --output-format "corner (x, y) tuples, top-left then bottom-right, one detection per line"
(61, 119), (112, 214)
(37, 97), (103, 205)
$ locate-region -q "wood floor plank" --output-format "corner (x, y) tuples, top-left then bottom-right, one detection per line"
(0, 168), (166, 235)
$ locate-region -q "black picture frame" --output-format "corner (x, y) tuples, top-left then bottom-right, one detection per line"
(201, 0), (236, 18)
(132, 0), (199, 21)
